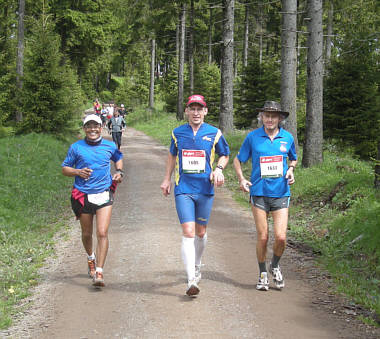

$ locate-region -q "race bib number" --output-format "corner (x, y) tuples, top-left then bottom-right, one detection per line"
(182, 150), (206, 173)
(87, 191), (110, 206)
(260, 155), (283, 178)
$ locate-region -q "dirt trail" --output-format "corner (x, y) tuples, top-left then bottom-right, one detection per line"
(2, 128), (378, 339)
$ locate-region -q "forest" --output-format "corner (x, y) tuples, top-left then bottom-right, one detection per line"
(0, 0), (379, 179)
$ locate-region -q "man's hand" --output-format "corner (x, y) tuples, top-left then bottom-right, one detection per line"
(239, 178), (252, 192)
(160, 179), (172, 196)
(285, 168), (295, 185)
(210, 168), (225, 188)
(77, 168), (93, 180)
(112, 172), (123, 183)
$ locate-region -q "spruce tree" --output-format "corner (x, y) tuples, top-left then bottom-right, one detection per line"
(18, 15), (83, 134)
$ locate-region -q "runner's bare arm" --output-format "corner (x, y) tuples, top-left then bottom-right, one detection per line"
(160, 153), (176, 196)
(233, 157), (252, 193)
(62, 166), (93, 180)
(210, 155), (229, 187)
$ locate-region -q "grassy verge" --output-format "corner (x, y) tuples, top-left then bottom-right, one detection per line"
(129, 106), (379, 326)
(0, 133), (74, 329)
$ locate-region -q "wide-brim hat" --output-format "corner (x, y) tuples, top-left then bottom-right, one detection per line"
(256, 101), (289, 118)
(83, 114), (102, 126)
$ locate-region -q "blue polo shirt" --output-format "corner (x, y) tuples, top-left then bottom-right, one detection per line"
(170, 123), (230, 196)
(237, 126), (297, 197)
(62, 138), (123, 194)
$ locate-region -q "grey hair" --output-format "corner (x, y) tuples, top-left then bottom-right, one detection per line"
(257, 111), (287, 128)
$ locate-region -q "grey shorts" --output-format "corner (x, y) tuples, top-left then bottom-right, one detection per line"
(250, 196), (290, 212)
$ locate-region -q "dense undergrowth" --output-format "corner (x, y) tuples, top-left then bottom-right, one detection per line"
(128, 107), (380, 326)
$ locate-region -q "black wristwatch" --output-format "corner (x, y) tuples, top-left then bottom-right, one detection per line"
(216, 165), (224, 170)
(116, 169), (124, 177)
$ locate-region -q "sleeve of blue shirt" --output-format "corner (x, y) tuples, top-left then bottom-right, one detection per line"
(288, 140), (297, 161)
(111, 148), (123, 163)
(215, 134), (230, 156)
(169, 132), (178, 156)
(61, 145), (77, 168)
(236, 134), (252, 163)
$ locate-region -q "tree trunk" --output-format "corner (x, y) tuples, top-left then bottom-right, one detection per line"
(149, 38), (155, 109)
(219, 0), (235, 133)
(208, 6), (213, 64)
(16, 0), (25, 122)
(375, 139), (380, 189)
(302, 0), (324, 167)
(258, 3), (263, 64)
(189, 0), (194, 94)
(243, 3), (249, 68)
(177, 4), (186, 121)
(281, 0), (298, 148)
(324, 1), (333, 71)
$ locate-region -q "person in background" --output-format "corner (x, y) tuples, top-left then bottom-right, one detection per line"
(108, 109), (126, 150)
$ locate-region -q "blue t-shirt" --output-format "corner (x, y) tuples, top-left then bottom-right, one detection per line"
(170, 123), (230, 196)
(237, 126), (297, 197)
(62, 139), (123, 194)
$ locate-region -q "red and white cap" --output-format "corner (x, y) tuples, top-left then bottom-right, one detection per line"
(186, 94), (207, 107)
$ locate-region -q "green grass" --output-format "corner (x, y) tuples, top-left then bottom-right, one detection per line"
(129, 107), (379, 325)
(0, 133), (74, 328)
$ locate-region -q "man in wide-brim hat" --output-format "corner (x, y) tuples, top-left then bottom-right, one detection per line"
(233, 99), (297, 291)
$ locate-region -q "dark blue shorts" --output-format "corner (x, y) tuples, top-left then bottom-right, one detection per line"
(175, 194), (214, 225)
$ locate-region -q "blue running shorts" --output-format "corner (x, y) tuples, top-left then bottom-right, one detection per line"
(175, 194), (215, 225)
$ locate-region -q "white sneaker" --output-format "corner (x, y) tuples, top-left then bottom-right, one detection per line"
(186, 279), (200, 297)
(270, 265), (285, 289)
(256, 272), (269, 291)
(194, 265), (202, 284)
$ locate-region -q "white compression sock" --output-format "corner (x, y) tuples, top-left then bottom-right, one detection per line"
(181, 236), (195, 281)
(194, 233), (208, 267)
(87, 252), (95, 260)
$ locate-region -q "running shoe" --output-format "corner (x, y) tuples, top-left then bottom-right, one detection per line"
(186, 279), (200, 297)
(194, 265), (202, 284)
(87, 257), (96, 278)
(270, 264), (285, 289)
(93, 271), (105, 287)
(256, 272), (269, 291)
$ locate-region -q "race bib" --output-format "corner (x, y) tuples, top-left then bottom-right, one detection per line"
(260, 155), (283, 178)
(87, 191), (110, 206)
(182, 150), (206, 173)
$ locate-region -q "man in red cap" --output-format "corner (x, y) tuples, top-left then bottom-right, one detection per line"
(160, 95), (230, 297)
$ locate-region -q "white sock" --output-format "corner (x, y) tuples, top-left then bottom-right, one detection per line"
(194, 233), (207, 267)
(181, 236), (195, 281)
(87, 252), (95, 260)
(96, 267), (103, 273)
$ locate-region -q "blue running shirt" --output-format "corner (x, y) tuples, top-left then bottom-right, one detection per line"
(237, 126), (297, 197)
(170, 123), (230, 195)
(62, 139), (123, 194)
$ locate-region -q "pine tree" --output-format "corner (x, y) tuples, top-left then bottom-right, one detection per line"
(18, 15), (83, 134)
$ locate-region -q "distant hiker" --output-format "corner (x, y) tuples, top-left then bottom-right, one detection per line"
(233, 101), (297, 291)
(108, 109), (126, 150)
(62, 114), (124, 288)
(160, 94), (230, 297)
(118, 104), (127, 118)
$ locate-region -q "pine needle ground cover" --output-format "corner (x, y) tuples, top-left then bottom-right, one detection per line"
(0, 133), (73, 328)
